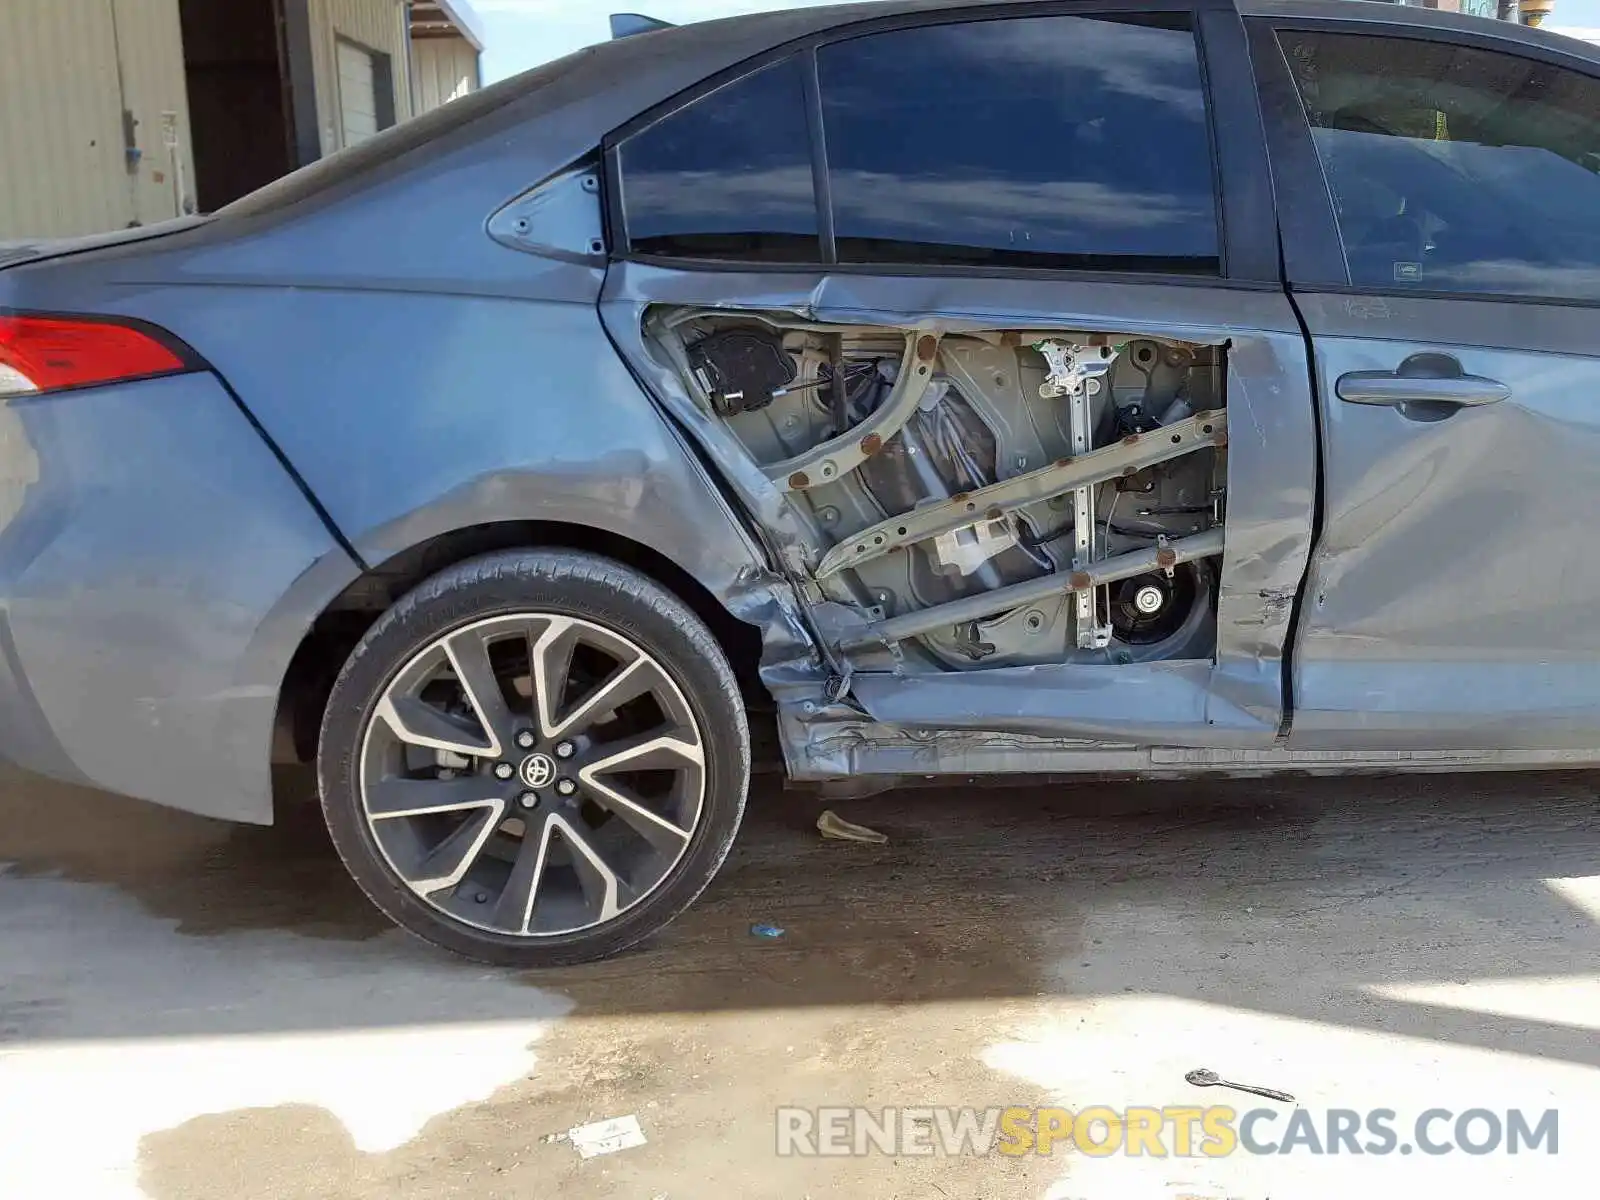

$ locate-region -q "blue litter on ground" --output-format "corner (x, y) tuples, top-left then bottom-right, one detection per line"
(750, 923), (785, 938)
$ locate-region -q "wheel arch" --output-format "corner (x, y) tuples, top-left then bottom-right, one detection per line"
(273, 519), (767, 771)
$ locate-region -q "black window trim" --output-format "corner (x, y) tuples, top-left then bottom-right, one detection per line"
(800, 47), (838, 265)
(1252, 13), (1600, 308)
(602, 0), (1277, 288)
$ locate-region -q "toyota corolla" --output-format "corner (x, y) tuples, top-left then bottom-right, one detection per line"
(1, 0), (1597, 965)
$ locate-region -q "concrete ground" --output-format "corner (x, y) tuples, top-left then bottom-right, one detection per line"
(1, 765), (1598, 1199)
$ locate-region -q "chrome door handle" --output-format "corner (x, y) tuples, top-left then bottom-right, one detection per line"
(1336, 353), (1510, 414)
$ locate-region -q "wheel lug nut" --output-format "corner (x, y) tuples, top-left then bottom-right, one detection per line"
(556, 778), (577, 797)
(519, 792), (539, 809)
(493, 762), (514, 780)
(515, 730), (536, 749)
(555, 741), (576, 759)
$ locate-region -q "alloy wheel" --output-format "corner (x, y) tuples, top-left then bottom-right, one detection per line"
(357, 613), (706, 938)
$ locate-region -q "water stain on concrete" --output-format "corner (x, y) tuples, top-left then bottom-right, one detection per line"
(138, 1000), (1071, 1200)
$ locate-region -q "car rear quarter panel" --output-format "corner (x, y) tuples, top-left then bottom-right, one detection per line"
(106, 273), (777, 602)
(0, 370), (357, 821)
(0, 255), (802, 824)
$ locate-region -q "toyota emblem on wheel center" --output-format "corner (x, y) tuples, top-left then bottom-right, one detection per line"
(518, 752), (556, 790)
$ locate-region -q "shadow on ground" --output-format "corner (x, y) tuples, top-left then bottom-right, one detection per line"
(0, 764), (389, 942)
(2, 763), (1598, 1068)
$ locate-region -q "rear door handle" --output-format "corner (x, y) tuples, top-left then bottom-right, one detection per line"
(1336, 373), (1510, 407)
(1336, 353), (1510, 414)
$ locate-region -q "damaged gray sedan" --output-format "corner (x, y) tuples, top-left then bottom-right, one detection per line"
(3, 0), (1599, 964)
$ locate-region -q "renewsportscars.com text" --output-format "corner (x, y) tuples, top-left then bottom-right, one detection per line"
(775, 1105), (1559, 1158)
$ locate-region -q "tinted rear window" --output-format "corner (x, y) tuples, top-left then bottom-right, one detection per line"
(617, 57), (820, 262)
(818, 15), (1220, 271)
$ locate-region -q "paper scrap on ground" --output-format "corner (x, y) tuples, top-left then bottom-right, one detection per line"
(817, 809), (889, 844)
(569, 1114), (648, 1159)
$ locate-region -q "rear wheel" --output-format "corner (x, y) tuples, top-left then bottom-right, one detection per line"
(318, 549), (749, 966)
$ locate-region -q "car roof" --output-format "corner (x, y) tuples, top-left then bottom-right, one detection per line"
(1240, 0), (1600, 57)
(219, 0), (1600, 233)
(633, 0), (1600, 63)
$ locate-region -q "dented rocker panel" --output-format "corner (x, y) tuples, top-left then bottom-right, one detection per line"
(787, 719), (1600, 781)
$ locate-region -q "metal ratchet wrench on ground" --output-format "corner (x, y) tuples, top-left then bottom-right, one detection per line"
(1185, 1068), (1295, 1104)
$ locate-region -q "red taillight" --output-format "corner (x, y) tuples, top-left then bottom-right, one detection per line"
(0, 314), (191, 397)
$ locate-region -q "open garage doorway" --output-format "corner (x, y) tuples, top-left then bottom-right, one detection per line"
(177, 0), (301, 212)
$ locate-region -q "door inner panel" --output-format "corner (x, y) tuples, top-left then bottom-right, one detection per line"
(648, 307), (1228, 672)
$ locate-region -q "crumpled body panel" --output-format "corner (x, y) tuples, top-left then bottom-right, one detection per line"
(605, 264), (1318, 775)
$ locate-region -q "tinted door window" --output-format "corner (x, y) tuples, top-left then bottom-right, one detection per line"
(618, 57), (820, 262)
(1280, 31), (1600, 301)
(818, 16), (1219, 271)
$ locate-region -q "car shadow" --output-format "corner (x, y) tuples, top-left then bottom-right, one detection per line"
(0, 763), (391, 943)
(1, 762), (1599, 1072)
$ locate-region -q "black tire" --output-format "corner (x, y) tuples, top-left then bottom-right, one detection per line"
(317, 548), (750, 967)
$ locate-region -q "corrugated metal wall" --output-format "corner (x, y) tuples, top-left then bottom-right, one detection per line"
(307, 0), (413, 154)
(411, 35), (480, 114)
(0, 0), (195, 238)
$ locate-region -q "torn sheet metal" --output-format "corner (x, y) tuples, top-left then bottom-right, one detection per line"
(1204, 338), (1318, 726)
(604, 283), (827, 575)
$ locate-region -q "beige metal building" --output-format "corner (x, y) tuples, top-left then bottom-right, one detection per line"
(307, 0), (416, 156)
(410, 0), (485, 113)
(0, 0), (484, 240)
